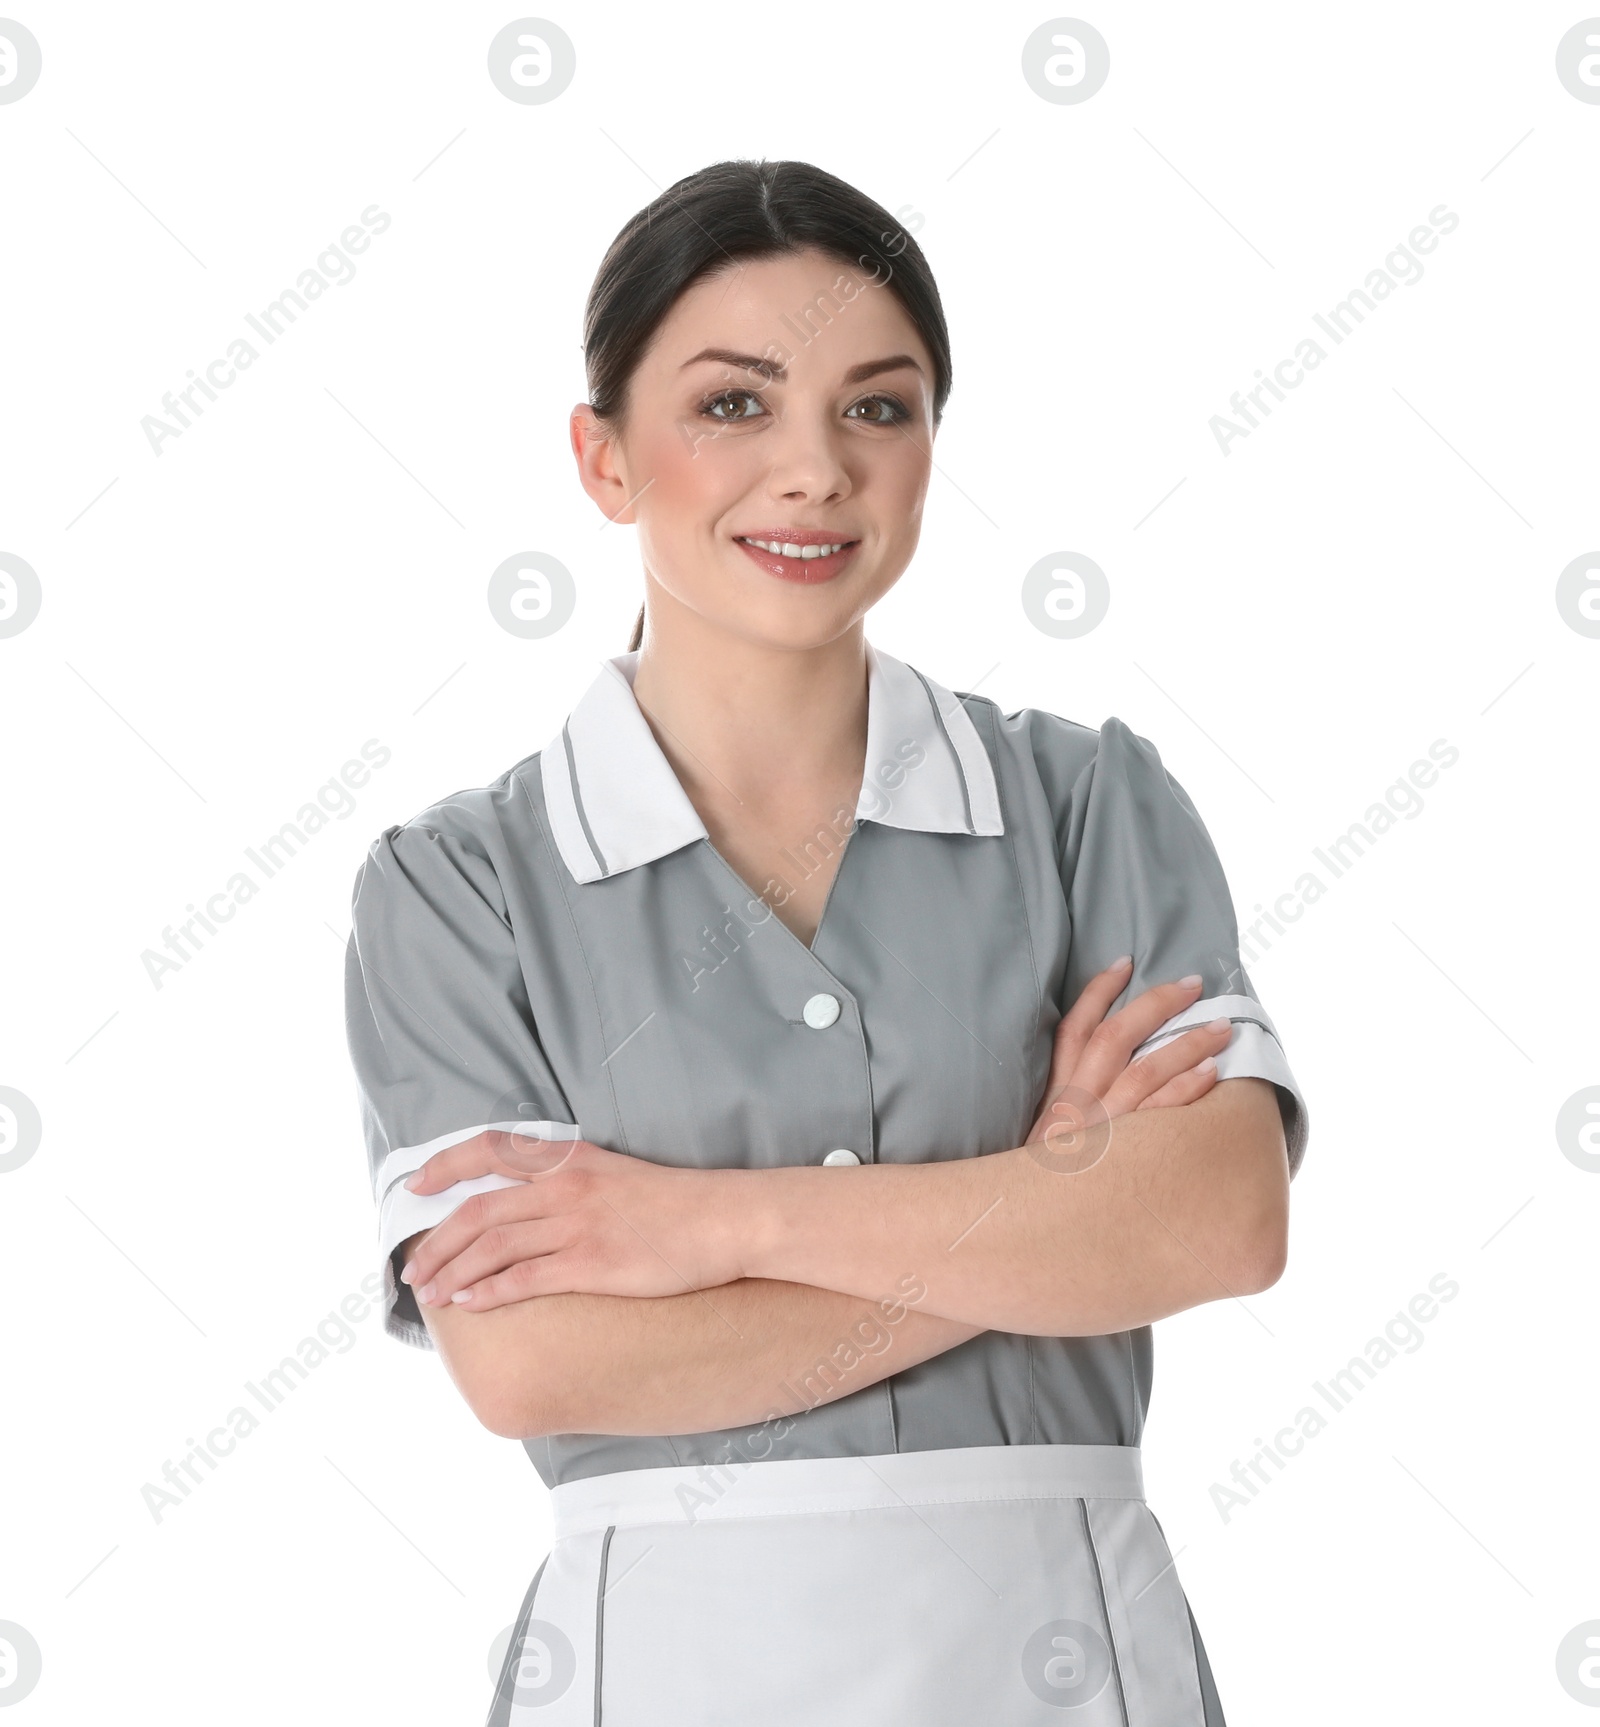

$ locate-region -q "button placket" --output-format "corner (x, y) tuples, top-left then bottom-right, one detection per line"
(726, 873), (871, 1164)
(792, 968), (872, 1165)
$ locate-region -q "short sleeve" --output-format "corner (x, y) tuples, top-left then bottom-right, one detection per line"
(344, 820), (582, 1348)
(1058, 718), (1309, 1178)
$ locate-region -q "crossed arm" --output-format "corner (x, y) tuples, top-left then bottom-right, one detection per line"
(406, 1268), (989, 1440)
(401, 967), (1291, 1440)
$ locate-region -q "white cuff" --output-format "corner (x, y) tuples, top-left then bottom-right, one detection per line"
(372, 1119), (583, 1205)
(372, 1120), (583, 1349)
(1133, 993), (1309, 1178)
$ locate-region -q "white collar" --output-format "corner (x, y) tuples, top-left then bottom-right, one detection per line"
(539, 641), (1004, 884)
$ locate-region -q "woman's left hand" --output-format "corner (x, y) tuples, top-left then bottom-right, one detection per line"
(396, 1132), (747, 1311)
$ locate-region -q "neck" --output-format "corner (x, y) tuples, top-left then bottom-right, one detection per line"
(626, 577), (870, 806)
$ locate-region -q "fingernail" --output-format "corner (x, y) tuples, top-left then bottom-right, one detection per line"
(1196, 1056), (1217, 1075)
(399, 1263), (415, 1284)
(1111, 954), (1132, 970)
(404, 1171), (423, 1191)
(1179, 973), (1203, 988)
(450, 1288), (473, 1304)
(1207, 1017), (1230, 1033)
(416, 1282), (435, 1304)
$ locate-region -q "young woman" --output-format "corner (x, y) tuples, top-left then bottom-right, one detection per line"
(344, 159), (1308, 1726)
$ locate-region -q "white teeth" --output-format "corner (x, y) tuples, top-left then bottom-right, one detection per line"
(741, 538), (848, 558)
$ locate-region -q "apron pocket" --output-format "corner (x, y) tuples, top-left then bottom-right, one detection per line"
(594, 1496), (1183, 1726)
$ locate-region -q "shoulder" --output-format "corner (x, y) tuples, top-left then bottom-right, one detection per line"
(954, 690), (1173, 813)
(391, 744), (548, 845)
(350, 744), (556, 902)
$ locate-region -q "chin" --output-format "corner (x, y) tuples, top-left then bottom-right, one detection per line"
(738, 610), (859, 652)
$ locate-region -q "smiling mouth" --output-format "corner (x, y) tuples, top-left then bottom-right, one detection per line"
(732, 534), (862, 585)
(735, 536), (857, 560)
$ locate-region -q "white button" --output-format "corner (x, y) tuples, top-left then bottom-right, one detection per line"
(821, 1149), (861, 1166)
(802, 992), (841, 1029)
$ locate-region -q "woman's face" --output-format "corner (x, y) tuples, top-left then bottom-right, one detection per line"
(572, 246), (938, 651)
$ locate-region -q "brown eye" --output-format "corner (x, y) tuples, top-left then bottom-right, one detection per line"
(846, 394), (909, 425)
(704, 390), (763, 421)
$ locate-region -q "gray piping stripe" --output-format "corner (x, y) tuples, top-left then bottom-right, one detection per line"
(1138, 1014), (1282, 1053)
(911, 666), (974, 834)
(1079, 1497), (1131, 1727)
(593, 1523), (615, 1725)
(563, 721), (609, 880)
(486, 1554), (550, 1726)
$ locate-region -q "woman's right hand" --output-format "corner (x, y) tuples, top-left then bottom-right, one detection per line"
(1024, 957), (1233, 1149)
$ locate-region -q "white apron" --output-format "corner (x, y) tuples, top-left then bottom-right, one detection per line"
(485, 1443), (1217, 1725)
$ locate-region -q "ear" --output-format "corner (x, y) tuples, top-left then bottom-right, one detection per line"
(570, 403), (638, 524)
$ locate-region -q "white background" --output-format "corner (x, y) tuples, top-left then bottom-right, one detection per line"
(2, 2), (1596, 1721)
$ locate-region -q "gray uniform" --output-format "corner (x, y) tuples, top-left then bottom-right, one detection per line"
(344, 642), (1308, 1726)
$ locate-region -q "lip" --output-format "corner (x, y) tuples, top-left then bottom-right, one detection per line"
(733, 530), (862, 585)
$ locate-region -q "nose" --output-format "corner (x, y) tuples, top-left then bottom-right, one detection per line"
(762, 407), (853, 506)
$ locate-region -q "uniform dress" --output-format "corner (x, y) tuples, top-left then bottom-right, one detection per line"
(343, 641), (1310, 1727)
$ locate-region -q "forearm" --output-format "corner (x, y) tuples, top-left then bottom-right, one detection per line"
(732, 1080), (1290, 1335)
(420, 1265), (984, 1440)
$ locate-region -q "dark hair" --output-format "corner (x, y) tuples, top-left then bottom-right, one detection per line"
(581, 159), (953, 652)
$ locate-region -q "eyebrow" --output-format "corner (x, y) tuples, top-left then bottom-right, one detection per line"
(679, 349), (925, 386)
